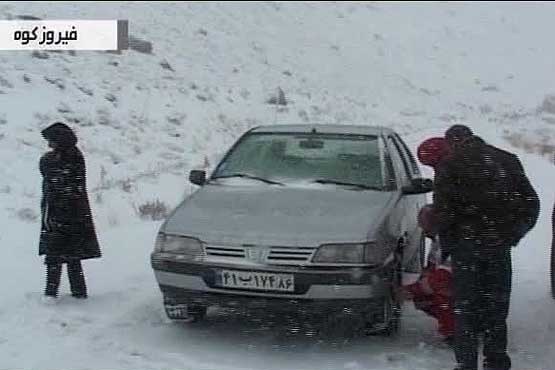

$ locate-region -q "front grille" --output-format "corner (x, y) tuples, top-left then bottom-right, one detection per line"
(205, 245), (246, 258)
(204, 244), (317, 265)
(267, 247), (316, 264)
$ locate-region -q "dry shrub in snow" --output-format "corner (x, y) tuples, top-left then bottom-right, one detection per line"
(479, 104), (493, 115)
(0, 76), (14, 89)
(32, 51), (49, 59)
(121, 179), (134, 193)
(97, 109), (120, 129)
(298, 109), (309, 122)
(65, 115), (94, 127)
(44, 76), (65, 89)
(160, 60), (174, 72)
(166, 113), (186, 126)
(94, 192), (103, 204)
(56, 103), (72, 114)
(17, 15), (41, 20)
(504, 131), (555, 159)
(540, 94), (555, 114)
(137, 199), (168, 221)
(105, 93), (118, 105)
(129, 36), (153, 54)
(481, 85), (499, 92)
(76, 84), (94, 97)
(17, 208), (38, 222)
(108, 212), (119, 227)
(266, 87), (287, 106)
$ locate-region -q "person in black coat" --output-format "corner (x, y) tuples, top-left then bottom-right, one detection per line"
(433, 125), (539, 370)
(39, 122), (101, 299)
(436, 126), (539, 255)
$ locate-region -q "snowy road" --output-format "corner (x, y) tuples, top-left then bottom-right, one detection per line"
(2, 130), (555, 370)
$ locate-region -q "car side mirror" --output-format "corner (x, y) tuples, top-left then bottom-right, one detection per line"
(189, 170), (206, 186)
(401, 178), (434, 195)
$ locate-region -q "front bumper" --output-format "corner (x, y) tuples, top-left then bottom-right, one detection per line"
(151, 253), (392, 310)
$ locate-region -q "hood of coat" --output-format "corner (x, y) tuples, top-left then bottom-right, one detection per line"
(41, 122), (78, 150)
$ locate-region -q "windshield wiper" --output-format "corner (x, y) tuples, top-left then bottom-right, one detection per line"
(312, 179), (383, 191)
(211, 173), (284, 186)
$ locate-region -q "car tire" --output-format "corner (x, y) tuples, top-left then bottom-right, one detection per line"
(365, 248), (402, 336)
(385, 248), (403, 336)
(403, 235), (426, 274)
(322, 310), (360, 339)
(187, 305), (208, 322)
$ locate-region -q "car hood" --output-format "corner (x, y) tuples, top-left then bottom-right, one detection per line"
(163, 183), (394, 246)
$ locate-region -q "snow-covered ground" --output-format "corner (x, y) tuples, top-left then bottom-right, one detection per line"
(1, 2), (555, 370)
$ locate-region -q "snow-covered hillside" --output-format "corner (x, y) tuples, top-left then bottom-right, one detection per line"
(1, 2), (555, 370)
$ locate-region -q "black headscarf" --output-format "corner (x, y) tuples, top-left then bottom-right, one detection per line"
(41, 122), (78, 150)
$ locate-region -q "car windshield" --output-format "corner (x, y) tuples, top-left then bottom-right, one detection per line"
(211, 132), (384, 189)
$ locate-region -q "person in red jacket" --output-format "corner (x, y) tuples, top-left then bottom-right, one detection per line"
(401, 137), (455, 343)
(404, 204), (455, 342)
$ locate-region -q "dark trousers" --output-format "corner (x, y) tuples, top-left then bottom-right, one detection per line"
(452, 243), (512, 370)
(45, 260), (87, 298)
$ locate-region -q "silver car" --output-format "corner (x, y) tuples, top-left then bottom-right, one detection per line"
(151, 124), (432, 334)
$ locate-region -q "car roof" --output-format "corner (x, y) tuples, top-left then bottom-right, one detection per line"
(248, 124), (396, 137)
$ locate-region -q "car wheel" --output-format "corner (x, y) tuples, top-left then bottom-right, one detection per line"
(187, 305), (208, 322)
(322, 310), (360, 338)
(365, 249), (402, 336)
(386, 248), (403, 335)
(403, 235), (426, 274)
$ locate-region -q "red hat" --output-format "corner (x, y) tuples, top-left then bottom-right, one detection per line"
(418, 204), (438, 236)
(417, 137), (449, 168)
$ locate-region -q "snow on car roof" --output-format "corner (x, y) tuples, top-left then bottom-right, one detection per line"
(249, 124), (395, 136)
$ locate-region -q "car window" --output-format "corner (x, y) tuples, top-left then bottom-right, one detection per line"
(383, 151), (397, 190)
(213, 132), (385, 188)
(386, 136), (411, 186)
(379, 136), (397, 190)
(388, 135), (414, 180)
(393, 133), (421, 177)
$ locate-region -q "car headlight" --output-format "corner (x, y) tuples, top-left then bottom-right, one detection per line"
(312, 243), (382, 265)
(154, 233), (203, 257)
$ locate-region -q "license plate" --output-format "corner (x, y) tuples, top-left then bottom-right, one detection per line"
(218, 270), (295, 292)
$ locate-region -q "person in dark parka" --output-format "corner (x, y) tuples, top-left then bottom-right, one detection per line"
(39, 122), (101, 299)
(433, 125), (539, 370)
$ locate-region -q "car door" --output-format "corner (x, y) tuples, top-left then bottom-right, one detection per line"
(393, 134), (427, 217)
(385, 135), (424, 271)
